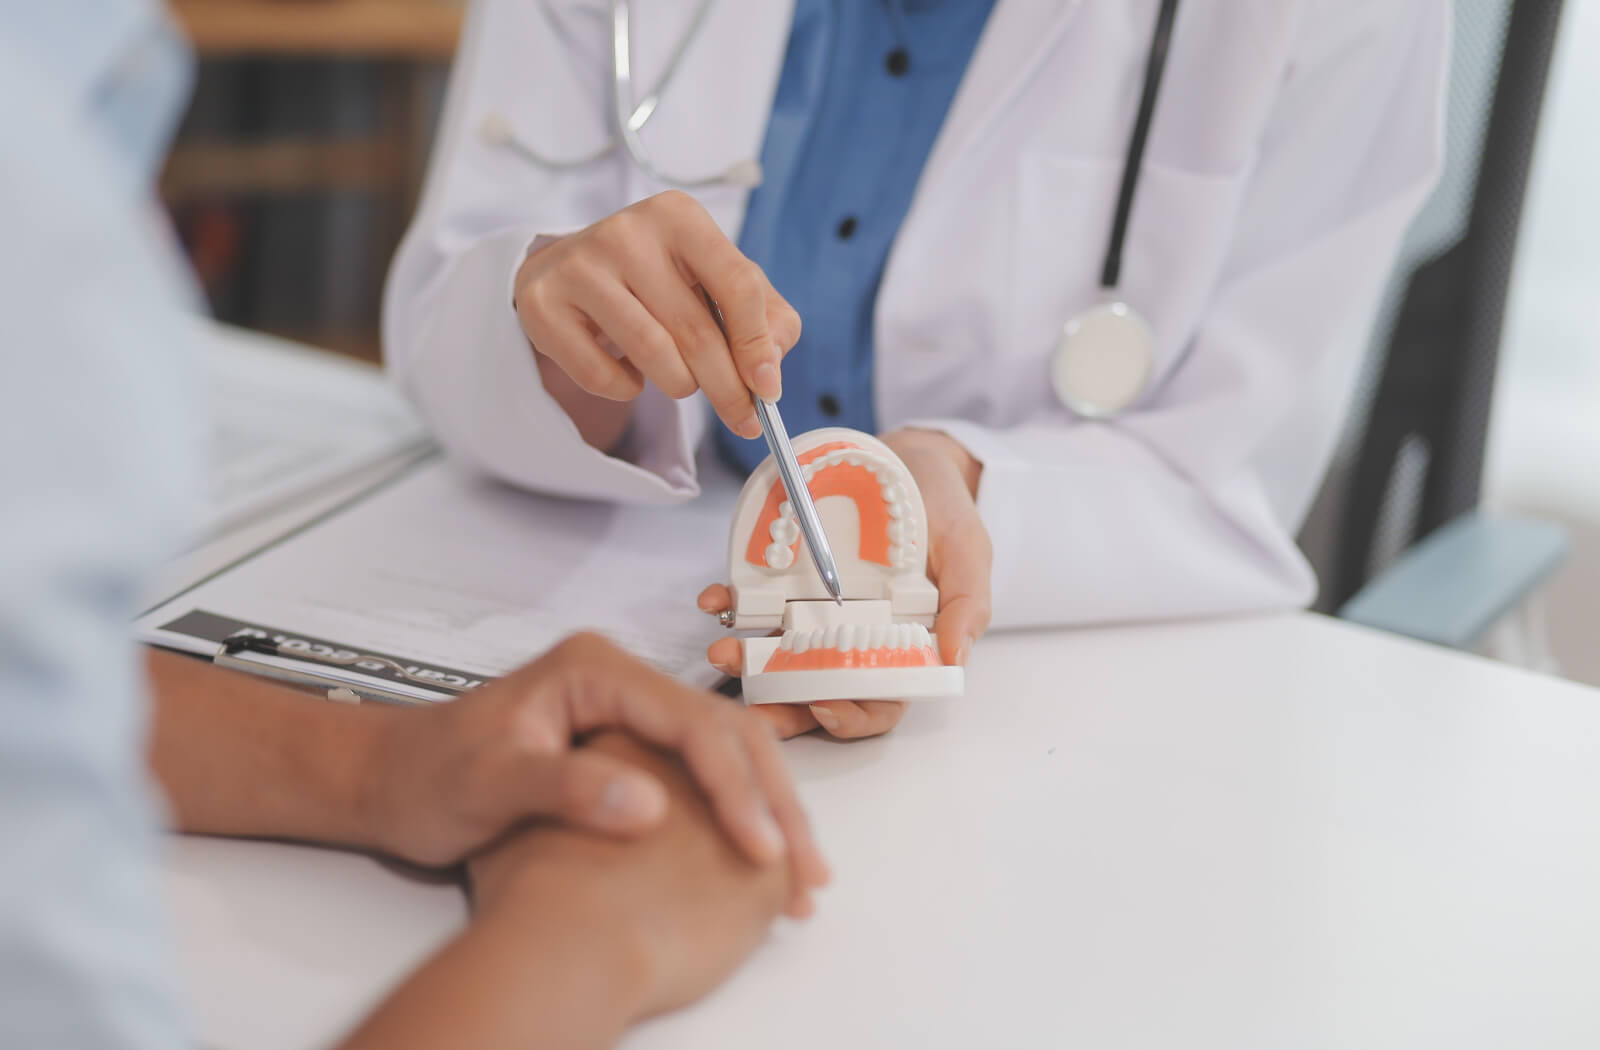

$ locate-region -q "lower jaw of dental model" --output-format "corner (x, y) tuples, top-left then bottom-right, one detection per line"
(739, 621), (964, 705)
(763, 624), (940, 672)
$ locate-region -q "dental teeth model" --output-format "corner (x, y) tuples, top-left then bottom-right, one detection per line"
(722, 427), (965, 704)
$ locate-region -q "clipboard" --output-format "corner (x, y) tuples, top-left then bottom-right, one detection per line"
(210, 632), (742, 704)
(137, 460), (741, 704)
(213, 635), (467, 706)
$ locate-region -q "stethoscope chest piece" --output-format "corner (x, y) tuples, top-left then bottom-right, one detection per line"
(1051, 301), (1155, 419)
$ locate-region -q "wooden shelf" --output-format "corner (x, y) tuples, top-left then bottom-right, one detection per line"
(163, 136), (396, 199)
(168, 0), (463, 59)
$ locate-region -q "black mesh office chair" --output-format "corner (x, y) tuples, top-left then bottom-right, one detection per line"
(1298, 0), (1571, 650)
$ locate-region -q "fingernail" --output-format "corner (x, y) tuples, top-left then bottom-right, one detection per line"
(601, 775), (666, 826)
(752, 809), (786, 861)
(697, 593), (719, 612)
(737, 414), (761, 440)
(754, 361), (782, 402)
(809, 704), (840, 733)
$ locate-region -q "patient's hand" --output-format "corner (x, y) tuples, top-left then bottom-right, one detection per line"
(470, 733), (797, 1022)
(365, 633), (827, 915)
(696, 427), (992, 741)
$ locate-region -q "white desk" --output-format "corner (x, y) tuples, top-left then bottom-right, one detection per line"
(164, 612), (1600, 1049)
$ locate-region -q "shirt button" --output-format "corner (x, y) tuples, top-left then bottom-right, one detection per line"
(836, 216), (858, 240)
(818, 393), (842, 418)
(885, 48), (911, 76)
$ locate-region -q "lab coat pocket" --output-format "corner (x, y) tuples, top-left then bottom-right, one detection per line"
(1014, 152), (1249, 403)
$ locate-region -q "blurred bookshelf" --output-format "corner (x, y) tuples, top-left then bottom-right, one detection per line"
(163, 0), (465, 361)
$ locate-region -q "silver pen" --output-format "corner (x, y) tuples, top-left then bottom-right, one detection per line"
(701, 290), (844, 605)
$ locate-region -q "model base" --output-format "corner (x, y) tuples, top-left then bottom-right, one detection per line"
(742, 664), (966, 705)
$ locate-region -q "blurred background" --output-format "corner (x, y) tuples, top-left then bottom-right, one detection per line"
(1484, 0), (1600, 685)
(161, 0), (1599, 682)
(164, 0), (461, 359)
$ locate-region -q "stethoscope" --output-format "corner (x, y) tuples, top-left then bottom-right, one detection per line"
(480, 0), (1181, 420)
(479, 0), (762, 189)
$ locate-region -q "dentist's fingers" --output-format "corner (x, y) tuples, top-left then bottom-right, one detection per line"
(518, 300), (645, 402)
(927, 510), (993, 667)
(626, 264), (760, 437)
(657, 192), (782, 402)
(515, 193), (797, 420)
(760, 271), (803, 356)
(753, 703), (823, 740)
(706, 635), (741, 677)
(808, 700), (907, 739)
(883, 429), (992, 668)
(570, 276), (697, 402)
(698, 583), (733, 614)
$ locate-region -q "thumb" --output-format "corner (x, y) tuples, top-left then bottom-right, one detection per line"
(502, 749), (670, 836)
(933, 593), (986, 667)
(929, 522), (994, 667)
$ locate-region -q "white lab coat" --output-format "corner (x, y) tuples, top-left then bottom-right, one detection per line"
(385, 0), (1449, 630)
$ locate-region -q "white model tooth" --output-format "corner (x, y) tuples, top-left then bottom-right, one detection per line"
(895, 624), (911, 649)
(843, 453), (861, 466)
(886, 499), (906, 521)
(770, 518), (799, 545)
(778, 501), (792, 518)
(780, 632), (794, 651)
(866, 624), (883, 650)
(819, 625), (836, 650)
(765, 543), (795, 570)
(835, 625), (853, 651)
(881, 483), (904, 505)
(888, 520), (908, 544)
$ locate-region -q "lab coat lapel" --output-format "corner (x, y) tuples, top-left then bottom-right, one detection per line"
(921, 0), (1088, 188)
(626, 0), (796, 187)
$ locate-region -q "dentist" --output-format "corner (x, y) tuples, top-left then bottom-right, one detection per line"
(385, 0), (1449, 738)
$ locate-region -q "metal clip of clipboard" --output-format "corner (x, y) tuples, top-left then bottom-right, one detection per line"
(214, 635), (468, 706)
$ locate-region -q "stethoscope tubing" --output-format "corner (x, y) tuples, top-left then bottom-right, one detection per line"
(1101, 0), (1181, 293)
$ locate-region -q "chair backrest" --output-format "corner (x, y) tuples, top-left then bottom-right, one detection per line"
(1299, 0), (1567, 611)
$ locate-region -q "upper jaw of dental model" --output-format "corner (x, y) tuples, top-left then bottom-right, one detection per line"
(764, 445), (919, 571)
(762, 623), (940, 672)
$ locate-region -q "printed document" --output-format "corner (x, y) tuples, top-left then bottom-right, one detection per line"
(138, 459), (738, 696)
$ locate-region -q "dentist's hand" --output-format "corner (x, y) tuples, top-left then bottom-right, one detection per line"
(697, 428), (993, 740)
(515, 191), (802, 446)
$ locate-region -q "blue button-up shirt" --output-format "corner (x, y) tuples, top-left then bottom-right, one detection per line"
(718, 0), (997, 473)
(0, 4), (197, 1048)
